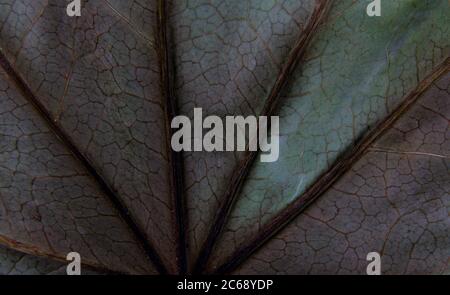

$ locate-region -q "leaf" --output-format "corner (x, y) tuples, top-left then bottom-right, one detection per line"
(169, 0), (320, 266)
(0, 58), (156, 274)
(233, 72), (450, 275)
(203, 0), (449, 273)
(0, 0), (175, 273)
(0, 244), (103, 274)
(0, 0), (448, 275)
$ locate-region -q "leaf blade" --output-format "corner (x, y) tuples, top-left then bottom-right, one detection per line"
(168, 0), (320, 268)
(0, 64), (157, 274)
(234, 72), (450, 274)
(208, 0), (450, 273)
(0, 0), (178, 272)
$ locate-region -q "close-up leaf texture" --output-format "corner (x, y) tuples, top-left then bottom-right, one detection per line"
(0, 0), (448, 275)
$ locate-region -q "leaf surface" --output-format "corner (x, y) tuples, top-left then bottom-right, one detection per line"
(169, 0), (318, 265)
(0, 244), (106, 274)
(234, 72), (450, 275)
(0, 0), (448, 275)
(0, 65), (156, 274)
(0, 0), (177, 273)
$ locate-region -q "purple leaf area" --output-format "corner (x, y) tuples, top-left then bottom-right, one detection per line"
(0, 0), (448, 275)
